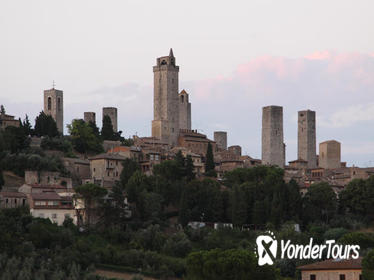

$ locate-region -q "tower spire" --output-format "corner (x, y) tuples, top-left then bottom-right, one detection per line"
(169, 48), (174, 57)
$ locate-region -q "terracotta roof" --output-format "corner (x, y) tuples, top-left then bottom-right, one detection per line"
(0, 192), (26, 198)
(179, 89), (187, 94)
(89, 153), (127, 161)
(298, 258), (362, 271)
(31, 192), (62, 200)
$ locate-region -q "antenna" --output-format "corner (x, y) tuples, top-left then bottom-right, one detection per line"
(52, 80), (56, 89)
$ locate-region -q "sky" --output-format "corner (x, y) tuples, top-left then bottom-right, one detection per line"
(1, 0), (374, 166)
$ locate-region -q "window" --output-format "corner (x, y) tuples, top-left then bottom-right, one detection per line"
(5, 198), (8, 204)
(14, 199), (17, 205)
(339, 275), (345, 280)
(57, 98), (61, 111)
(181, 95), (184, 103)
(48, 97), (52, 110)
(310, 275), (316, 280)
(48, 201), (54, 206)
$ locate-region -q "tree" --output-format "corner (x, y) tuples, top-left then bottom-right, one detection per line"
(302, 182), (337, 224)
(21, 115), (33, 136)
(185, 155), (195, 181)
(74, 183), (107, 227)
(34, 111), (59, 137)
(88, 121), (100, 139)
(1, 126), (30, 153)
(205, 142), (215, 176)
(120, 158), (140, 187)
(0, 105), (5, 114)
(101, 115), (115, 141)
(67, 119), (103, 154)
(362, 249), (374, 280)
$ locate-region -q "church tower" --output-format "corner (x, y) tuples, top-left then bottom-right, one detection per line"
(152, 49), (180, 145)
(44, 87), (63, 134)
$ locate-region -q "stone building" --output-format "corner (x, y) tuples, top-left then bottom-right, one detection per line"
(103, 107), (118, 132)
(44, 87), (63, 134)
(152, 49), (180, 146)
(214, 131), (228, 150)
(0, 112), (20, 130)
(298, 110), (317, 168)
(88, 153), (126, 187)
(178, 129), (216, 156)
(319, 140), (341, 169)
(298, 258), (362, 280)
(179, 89), (191, 130)
(84, 112), (96, 124)
(228, 145), (242, 156)
(262, 106), (285, 167)
(0, 192), (27, 208)
(29, 192), (76, 225)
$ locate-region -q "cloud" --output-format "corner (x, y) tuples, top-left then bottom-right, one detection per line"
(319, 103), (374, 128)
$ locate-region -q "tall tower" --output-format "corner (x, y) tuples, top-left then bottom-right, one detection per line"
(103, 107), (118, 132)
(84, 112), (96, 124)
(152, 48), (180, 145)
(298, 110), (317, 168)
(179, 89), (191, 130)
(44, 87), (63, 134)
(214, 131), (227, 150)
(262, 105), (285, 167)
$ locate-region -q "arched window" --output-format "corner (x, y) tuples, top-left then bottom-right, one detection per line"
(48, 97), (52, 110)
(181, 95), (184, 103)
(161, 60), (167, 65)
(57, 98), (61, 111)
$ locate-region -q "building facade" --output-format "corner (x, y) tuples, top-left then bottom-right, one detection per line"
(84, 112), (96, 124)
(262, 105), (285, 167)
(44, 88), (64, 134)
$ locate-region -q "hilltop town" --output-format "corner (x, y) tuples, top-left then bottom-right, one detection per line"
(0, 49), (374, 279)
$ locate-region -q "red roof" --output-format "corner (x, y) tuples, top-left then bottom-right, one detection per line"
(298, 258), (362, 271)
(31, 192), (62, 200)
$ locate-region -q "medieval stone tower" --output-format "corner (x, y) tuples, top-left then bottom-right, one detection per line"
(152, 49), (180, 145)
(298, 110), (317, 168)
(44, 87), (63, 134)
(319, 140), (341, 169)
(103, 107), (118, 132)
(84, 112), (96, 124)
(214, 131), (228, 150)
(179, 89), (191, 130)
(262, 105), (285, 167)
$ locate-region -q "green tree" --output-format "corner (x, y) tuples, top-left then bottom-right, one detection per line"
(120, 158), (140, 187)
(205, 142), (215, 175)
(21, 115), (33, 136)
(185, 155), (195, 181)
(101, 115), (115, 141)
(74, 183), (107, 227)
(67, 119), (103, 154)
(363, 249), (374, 280)
(302, 182), (337, 224)
(34, 111), (59, 137)
(0, 105), (5, 114)
(1, 126), (30, 153)
(340, 177), (374, 219)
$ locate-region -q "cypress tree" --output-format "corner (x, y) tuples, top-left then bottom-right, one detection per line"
(205, 142), (215, 173)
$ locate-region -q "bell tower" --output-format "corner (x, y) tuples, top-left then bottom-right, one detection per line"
(44, 86), (63, 134)
(152, 48), (180, 145)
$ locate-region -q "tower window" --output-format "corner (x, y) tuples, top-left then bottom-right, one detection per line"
(57, 98), (61, 111)
(161, 60), (167, 65)
(181, 95), (184, 103)
(48, 97), (52, 110)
